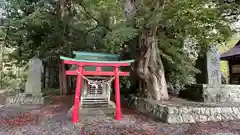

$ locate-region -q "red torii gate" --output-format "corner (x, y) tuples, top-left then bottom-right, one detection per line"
(60, 56), (134, 123)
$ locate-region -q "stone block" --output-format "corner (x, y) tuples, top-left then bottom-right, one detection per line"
(5, 93), (45, 105)
(179, 84), (240, 103)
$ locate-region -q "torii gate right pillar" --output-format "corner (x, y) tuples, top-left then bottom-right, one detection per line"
(114, 66), (121, 120)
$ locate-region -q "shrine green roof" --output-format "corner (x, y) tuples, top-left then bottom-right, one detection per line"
(60, 56), (134, 63)
(73, 51), (120, 58)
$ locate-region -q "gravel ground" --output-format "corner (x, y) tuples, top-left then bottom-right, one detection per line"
(1, 96), (240, 135)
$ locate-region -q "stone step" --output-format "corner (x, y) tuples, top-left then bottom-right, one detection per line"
(82, 104), (109, 108)
(82, 107), (115, 115)
(67, 105), (116, 118)
(82, 101), (108, 105)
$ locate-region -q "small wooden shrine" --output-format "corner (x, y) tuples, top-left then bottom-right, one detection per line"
(221, 40), (240, 84)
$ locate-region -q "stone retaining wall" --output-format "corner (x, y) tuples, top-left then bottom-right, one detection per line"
(179, 84), (240, 103)
(128, 95), (240, 123)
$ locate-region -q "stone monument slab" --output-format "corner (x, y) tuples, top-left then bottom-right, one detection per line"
(25, 57), (43, 96)
(206, 45), (221, 85)
(5, 57), (45, 105)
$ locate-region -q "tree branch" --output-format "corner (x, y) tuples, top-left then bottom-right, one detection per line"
(79, 2), (111, 31)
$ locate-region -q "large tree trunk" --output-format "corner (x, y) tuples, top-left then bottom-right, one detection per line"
(124, 0), (169, 100)
(59, 0), (73, 94)
(135, 28), (169, 100)
(59, 61), (67, 95)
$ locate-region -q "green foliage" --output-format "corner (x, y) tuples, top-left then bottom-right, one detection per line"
(1, 0), (240, 91)
(128, 0), (239, 89)
(103, 23), (138, 53)
(1, 0), (130, 88)
(0, 46), (27, 88)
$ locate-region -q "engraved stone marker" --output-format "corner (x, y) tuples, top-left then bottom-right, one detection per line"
(25, 57), (43, 96)
(206, 45), (221, 85)
(5, 57), (44, 105)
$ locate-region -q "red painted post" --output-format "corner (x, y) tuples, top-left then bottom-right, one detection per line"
(72, 66), (83, 123)
(114, 67), (121, 120)
(96, 66), (101, 72)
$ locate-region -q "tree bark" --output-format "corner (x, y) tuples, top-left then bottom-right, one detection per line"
(135, 28), (168, 100)
(60, 0), (73, 94)
(59, 61), (67, 95)
(124, 0), (169, 100)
